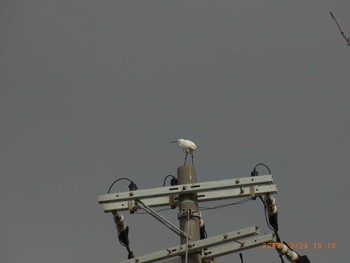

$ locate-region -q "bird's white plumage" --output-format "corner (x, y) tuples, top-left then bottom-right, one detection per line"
(176, 139), (197, 153)
(171, 139), (197, 165)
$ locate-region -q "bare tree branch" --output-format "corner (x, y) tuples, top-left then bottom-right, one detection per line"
(330, 12), (350, 46)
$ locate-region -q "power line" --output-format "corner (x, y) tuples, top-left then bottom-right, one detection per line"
(135, 207), (172, 214)
(198, 197), (252, 210)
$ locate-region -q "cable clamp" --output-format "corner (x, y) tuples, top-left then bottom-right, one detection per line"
(250, 186), (256, 199)
(128, 200), (137, 214)
(177, 209), (201, 219)
(169, 195), (177, 209)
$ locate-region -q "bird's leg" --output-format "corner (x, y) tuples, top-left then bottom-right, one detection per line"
(184, 152), (188, 165)
(191, 154), (194, 166)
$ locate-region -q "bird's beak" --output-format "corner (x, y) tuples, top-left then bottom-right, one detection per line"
(170, 140), (178, 143)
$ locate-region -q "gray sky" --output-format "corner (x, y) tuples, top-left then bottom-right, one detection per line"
(1, 1), (349, 262)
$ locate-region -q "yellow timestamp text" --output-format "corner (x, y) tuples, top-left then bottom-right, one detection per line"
(262, 242), (336, 250)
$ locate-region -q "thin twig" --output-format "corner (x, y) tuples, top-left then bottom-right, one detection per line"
(330, 12), (350, 46)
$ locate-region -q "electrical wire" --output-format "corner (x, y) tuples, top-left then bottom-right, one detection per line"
(253, 163), (275, 233)
(132, 190), (251, 213)
(135, 207), (172, 214)
(163, 175), (175, 187)
(259, 196), (285, 263)
(198, 197), (252, 210)
(259, 196), (276, 233)
(253, 163), (272, 174)
(108, 178), (133, 194)
(201, 227), (207, 239)
(112, 212), (134, 259)
(117, 226), (129, 248)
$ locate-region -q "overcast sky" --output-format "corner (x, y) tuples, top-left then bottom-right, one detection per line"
(1, 1), (349, 263)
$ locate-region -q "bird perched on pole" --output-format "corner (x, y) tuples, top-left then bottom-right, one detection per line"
(170, 139), (197, 166)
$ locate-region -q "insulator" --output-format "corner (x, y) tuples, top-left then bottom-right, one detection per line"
(276, 242), (288, 254)
(199, 216), (207, 239)
(265, 195), (277, 215)
(113, 212), (127, 232)
(267, 204), (278, 216)
(265, 194), (276, 206)
(199, 218), (204, 228)
(286, 250), (299, 262)
(275, 242), (300, 262)
(265, 194), (278, 231)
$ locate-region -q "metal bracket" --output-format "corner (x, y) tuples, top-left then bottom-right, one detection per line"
(250, 186), (256, 198)
(128, 200), (137, 213)
(177, 209), (201, 219)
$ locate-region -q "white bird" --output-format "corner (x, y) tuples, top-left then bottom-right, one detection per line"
(170, 139), (197, 166)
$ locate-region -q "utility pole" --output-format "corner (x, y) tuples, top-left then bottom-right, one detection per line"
(97, 165), (278, 263)
(177, 165), (200, 263)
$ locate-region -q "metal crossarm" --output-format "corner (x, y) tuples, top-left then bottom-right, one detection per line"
(119, 226), (260, 263)
(101, 184), (277, 212)
(202, 233), (276, 260)
(98, 175), (274, 204)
